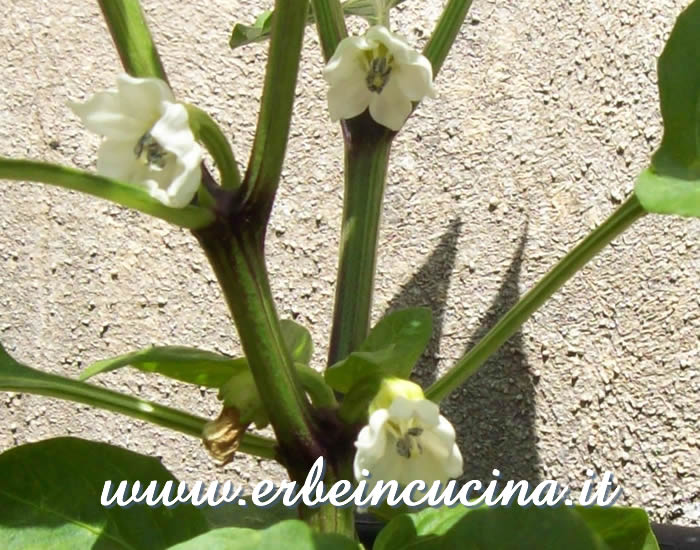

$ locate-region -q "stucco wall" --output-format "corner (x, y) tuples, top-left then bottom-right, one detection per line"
(1, 0), (698, 525)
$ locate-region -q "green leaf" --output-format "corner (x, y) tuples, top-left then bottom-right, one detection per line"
(168, 520), (361, 550)
(230, 10), (277, 49)
(634, 0), (700, 218)
(98, 0), (167, 80)
(374, 506), (658, 550)
(651, 0), (700, 180)
(636, 169), (700, 218)
(0, 158), (214, 229)
(280, 320), (314, 365)
(0, 343), (205, 437)
(0, 437), (208, 549)
(325, 308), (432, 393)
(203, 500), (297, 531)
(0, 343), (277, 458)
(577, 507), (659, 550)
(373, 505), (474, 549)
(80, 346), (243, 388)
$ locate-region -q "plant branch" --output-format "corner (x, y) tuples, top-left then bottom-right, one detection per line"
(98, 0), (168, 81)
(243, 0), (310, 216)
(423, 0), (474, 78)
(311, 0), (347, 62)
(195, 228), (322, 475)
(0, 355), (276, 459)
(328, 117), (393, 365)
(426, 194), (646, 402)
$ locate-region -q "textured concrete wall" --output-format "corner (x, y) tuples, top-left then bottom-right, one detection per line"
(1, 0), (698, 526)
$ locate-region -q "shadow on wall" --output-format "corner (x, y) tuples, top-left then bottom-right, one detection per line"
(384, 218), (541, 485)
(386, 217), (463, 388)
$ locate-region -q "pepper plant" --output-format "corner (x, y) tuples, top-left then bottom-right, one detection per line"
(0, 0), (698, 548)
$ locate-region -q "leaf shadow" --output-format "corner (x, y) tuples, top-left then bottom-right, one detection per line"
(385, 218), (541, 485)
(442, 220), (542, 484)
(383, 217), (463, 388)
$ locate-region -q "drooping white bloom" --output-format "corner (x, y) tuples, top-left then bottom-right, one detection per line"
(69, 74), (202, 208)
(323, 25), (436, 131)
(353, 379), (463, 491)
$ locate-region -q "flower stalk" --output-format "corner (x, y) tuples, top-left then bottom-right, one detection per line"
(185, 104), (242, 191)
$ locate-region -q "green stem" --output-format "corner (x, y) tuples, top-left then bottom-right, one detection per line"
(195, 229), (321, 474)
(426, 195), (646, 402)
(0, 368), (275, 459)
(310, 0), (347, 61)
(98, 0), (168, 81)
(243, 0), (309, 215)
(0, 159), (214, 229)
(186, 105), (242, 191)
(296, 364), (338, 408)
(328, 125), (393, 365)
(300, 494), (356, 539)
(423, 0), (474, 77)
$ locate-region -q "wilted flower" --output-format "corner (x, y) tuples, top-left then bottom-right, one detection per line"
(353, 378), (463, 490)
(323, 25), (436, 131)
(69, 74), (202, 208)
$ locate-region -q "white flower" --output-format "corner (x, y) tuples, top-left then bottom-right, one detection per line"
(323, 25), (436, 131)
(353, 380), (463, 490)
(69, 74), (202, 208)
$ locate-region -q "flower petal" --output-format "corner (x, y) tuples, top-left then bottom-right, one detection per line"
(324, 36), (371, 85)
(395, 58), (436, 101)
(96, 139), (139, 181)
(146, 102), (203, 207)
(116, 73), (175, 120)
(162, 145), (202, 208)
(411, 399), (440, 426)
(354, 386), (463, 493)
(328, 77), (372, 122)
(150, 102), (198, 157)
(365, 26), (413, 64)
(69, 91), (144, 140)
(368, 77), (413, 131)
